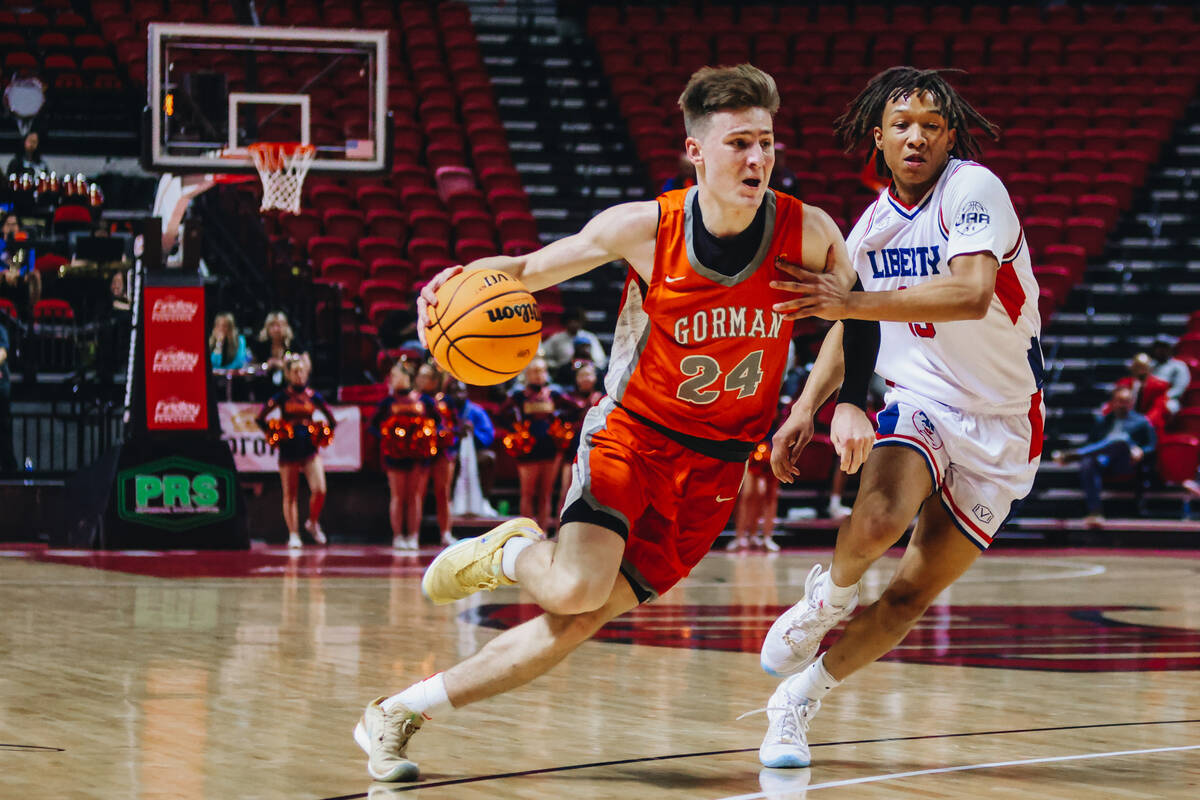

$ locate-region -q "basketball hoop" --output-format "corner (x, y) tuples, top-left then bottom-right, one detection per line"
(247, 142), (316, 214)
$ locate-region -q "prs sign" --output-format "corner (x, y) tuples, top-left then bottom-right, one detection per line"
(116, 456), (235, 531)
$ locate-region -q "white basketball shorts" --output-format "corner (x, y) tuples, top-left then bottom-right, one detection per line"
(873, 384), (1044, 549)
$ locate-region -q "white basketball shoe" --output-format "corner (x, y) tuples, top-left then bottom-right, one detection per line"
(757, 674), (820, 769)
(760, 564), (857, 676)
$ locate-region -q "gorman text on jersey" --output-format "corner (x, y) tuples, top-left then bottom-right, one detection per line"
(672, 306), (785, 345)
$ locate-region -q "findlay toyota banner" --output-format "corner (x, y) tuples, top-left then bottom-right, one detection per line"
(218, 403), (362, 472)
(143, 285), (208, 431)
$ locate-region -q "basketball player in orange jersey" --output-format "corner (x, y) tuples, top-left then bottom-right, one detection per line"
(351, 64), (874, 783)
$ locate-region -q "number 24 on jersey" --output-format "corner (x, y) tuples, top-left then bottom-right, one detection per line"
(676, 350), (765, 404)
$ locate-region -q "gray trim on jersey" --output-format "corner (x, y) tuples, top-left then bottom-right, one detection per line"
(619, 560), (659, 603)
(683, 185), (778, 286)
(559, 396), (632, 533)
(604, 278), (651, 403)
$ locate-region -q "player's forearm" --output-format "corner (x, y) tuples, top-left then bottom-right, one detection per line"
(463, 248), (591, 294)
(792, 323), (845, 417)
(844, 277), (991, 322)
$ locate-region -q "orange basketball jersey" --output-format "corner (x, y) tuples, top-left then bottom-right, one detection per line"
(609, 187), (803, 447)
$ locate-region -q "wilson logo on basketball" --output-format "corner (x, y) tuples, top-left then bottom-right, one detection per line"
(486, 302), (541, 324)
(151, 297), (199, 323)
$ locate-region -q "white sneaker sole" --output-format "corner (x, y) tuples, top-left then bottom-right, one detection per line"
(760, 750), (811, 768)
(760, 607), (810, 677)
(353, 719), (418, 782)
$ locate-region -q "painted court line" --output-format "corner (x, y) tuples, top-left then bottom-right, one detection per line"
(716, 744), (1200, 799)
(320, 718), (1200, 799)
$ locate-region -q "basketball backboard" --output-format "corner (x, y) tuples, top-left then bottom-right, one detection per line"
(147, 23), (388, 175)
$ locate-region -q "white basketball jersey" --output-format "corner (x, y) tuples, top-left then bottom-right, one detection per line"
(847, 158), (1043, 414)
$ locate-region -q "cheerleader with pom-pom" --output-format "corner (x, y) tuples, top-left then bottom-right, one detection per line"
(498, 357), (563, 532)
(256, 358), (337, 548)
(369, 360), (442, 551)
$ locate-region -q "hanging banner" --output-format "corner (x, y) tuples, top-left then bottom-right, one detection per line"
(218, 402), (361, 472)
(143, 285), (208, 431)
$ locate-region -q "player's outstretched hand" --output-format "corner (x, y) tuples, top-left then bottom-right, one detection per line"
(830, 403), (875, 474)
(416, 265), (464, 347)
(770, 259), (851, 322)
(771, 408), (815, 484)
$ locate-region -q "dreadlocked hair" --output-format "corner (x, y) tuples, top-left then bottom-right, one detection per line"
(833, 66), (999, 179)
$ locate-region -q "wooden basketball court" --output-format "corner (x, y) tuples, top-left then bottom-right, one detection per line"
(1, 543), (1197, 798)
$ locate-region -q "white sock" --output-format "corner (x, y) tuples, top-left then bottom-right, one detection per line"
(500, 536), (535, 581)
(825, 570), (857, 608)
(785, 654), (841, 704)
(383, 672), (451, 717)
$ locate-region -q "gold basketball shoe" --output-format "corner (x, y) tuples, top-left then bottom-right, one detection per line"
(420, 516), (544, 604)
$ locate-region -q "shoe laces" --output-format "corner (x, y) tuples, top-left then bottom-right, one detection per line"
(737, 698), (819, 744)
(377, 709), (420, 758)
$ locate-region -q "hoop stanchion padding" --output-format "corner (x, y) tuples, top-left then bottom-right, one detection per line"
(248, 142), (316, 214)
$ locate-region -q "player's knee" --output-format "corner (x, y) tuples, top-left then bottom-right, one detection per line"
(843, 500), (909, 551)
(545, 604), (610, 647)
(876, 583), (934, 632)
(541, 575), (611, 616)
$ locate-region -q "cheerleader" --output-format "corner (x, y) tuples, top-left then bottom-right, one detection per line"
(256, 358), (336, 548)
(418, 362), (458, 548)
(555, 360), (603, 507)
(498, 357), (562, 532)
(369, 361), (439, 551)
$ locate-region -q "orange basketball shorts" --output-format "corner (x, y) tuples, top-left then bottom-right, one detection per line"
(560, 398), (747, 602)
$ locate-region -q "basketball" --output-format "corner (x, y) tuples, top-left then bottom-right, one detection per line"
(426, 269), (542, 385)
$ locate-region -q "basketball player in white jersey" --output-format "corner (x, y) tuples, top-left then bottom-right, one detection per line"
(752, 67), (1045, 767)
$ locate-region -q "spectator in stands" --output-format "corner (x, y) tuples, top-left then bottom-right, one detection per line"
(499, 357), (563, 532)
(0, 316), (15, 473)
(209, 312), (249, 371)
(5, 132), (47, 177)
(1110, 352), (1171, 434)
(379, 304), (421, 352)
(1150, 336), (1191, 416)
(0, 212), (42, 315)
(370, 360), (436, 551)
(1185, 474), (1200, 504)
(1052, 385), (1157, 527)
(768, 143), (799, 197)
(254, 310), (310, 394)
(256, 357), (335, 548)
(542, 306), (607, 376)
(444, 377), (498, 508)
(660, 152), (697, 194)
(109, 269), (130, 313)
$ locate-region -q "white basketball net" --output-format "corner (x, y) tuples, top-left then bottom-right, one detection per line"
(248, 142), (316, 214)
